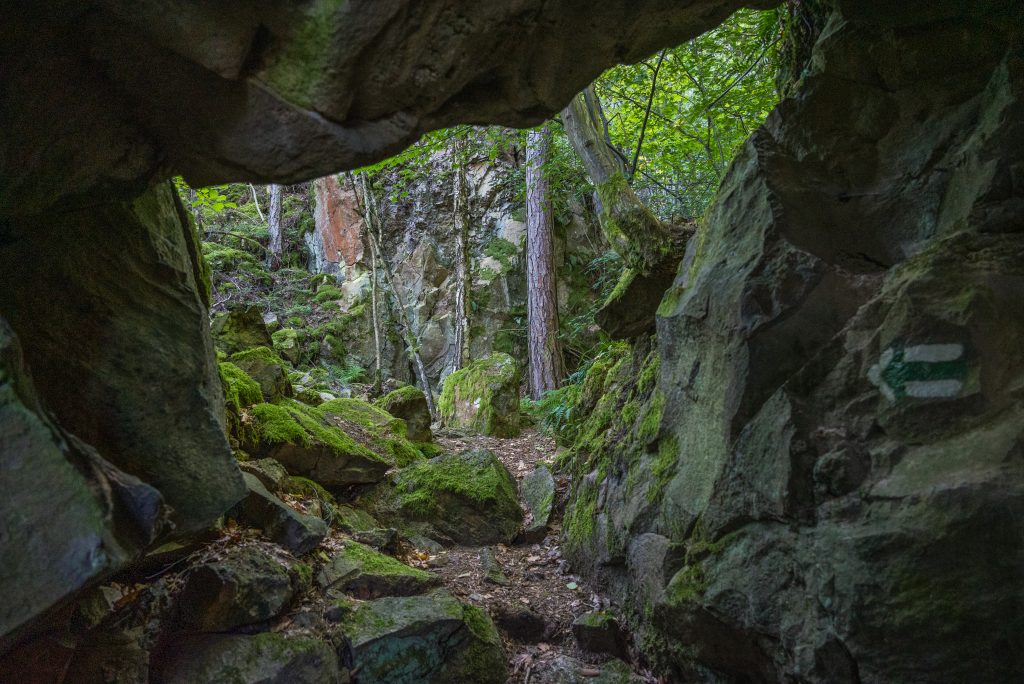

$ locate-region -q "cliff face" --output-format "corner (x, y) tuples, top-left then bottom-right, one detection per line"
(304, 153), (604, 388)
(562, 3), (1024, 681)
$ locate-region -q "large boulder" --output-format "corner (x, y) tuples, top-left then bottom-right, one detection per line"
(0, 318), (165, 645)
(211, 305), (273, 355)
(376, 385), (433, 443)
(0, 183), (246, 535)
(337, 592), (506, 684)
(439, 353), (521, 437)
(242, 398), (423, 487)
(365, 449), (523, 545)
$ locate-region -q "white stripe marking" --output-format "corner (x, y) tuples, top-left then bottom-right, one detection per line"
(903, 343), (963, 363)
(904, 379), (963, 398)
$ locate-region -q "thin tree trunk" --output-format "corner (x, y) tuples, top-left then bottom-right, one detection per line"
(354, 173), (437, 419)
(561, 85), (678, 274)
(249, 184), (265, 221)
(367, 225), (384, 396)
(451, 136), (472, 371)
(525, 125), (565, 399)
(267, 184), (283, 270)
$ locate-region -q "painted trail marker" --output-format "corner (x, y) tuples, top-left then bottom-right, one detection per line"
(868, 342), (967, 401)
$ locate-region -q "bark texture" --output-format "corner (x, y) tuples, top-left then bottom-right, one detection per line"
(525, 126), (565, 399)
(267, 184), (283, 270)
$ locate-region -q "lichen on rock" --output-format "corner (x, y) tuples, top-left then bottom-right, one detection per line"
(439, 352), (521, 437)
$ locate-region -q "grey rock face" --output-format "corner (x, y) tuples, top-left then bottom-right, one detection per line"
(1, 1), (766, 215)
(565, 4), (1024, 682)
(0, 183), (246, 534)
(520, 464), (556, 542)
(156, 633), (341, 684)
(0, 318), (164, 645)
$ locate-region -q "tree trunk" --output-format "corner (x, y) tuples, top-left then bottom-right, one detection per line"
(267, 184), (283, 270)
(353, 173), (437, 419)
(451, 137), (472, 371)
(561, 85), (677, 275)
(367, 224), (384, 396)
(525, 125), (565, 399)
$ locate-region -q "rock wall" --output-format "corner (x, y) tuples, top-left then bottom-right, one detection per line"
(306, 151), (604, 387)
(564, 2), (1024, 681)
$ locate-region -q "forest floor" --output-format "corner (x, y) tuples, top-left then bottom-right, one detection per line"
(426, 428), (657, 684)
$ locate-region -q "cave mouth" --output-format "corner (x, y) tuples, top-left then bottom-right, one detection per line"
(3, 1), (1024, 682)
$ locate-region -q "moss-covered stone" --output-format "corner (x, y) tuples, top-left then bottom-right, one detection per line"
(338, 592), (507, 683)
(157, 632), (339, 684)
(365, 449), (523, 545)
(316, 540), (440, 599)
(439, 352), (521, 437)
(229, 345), (293, 402)
(219, 361), (264, 435)
(375, 384), (432, 442)
(243, 397), (424, 486)
(211, 305), (274, 355)
(271, 327), (302, 365)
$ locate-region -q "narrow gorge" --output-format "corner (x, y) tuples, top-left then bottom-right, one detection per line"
(1, 1), (1022, 683)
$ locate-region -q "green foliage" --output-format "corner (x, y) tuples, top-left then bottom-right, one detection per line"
(595, 8), (782, 218)
(174, 177), (237, 213)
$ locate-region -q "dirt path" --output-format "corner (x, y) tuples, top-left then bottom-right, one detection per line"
(426, 429), (655, 684)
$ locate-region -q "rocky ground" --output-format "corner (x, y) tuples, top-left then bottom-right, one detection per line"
(428, 429), (657, 683)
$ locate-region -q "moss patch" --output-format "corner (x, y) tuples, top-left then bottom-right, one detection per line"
(438, 353), (521, 437)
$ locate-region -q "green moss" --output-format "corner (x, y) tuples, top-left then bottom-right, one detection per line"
(375, 384), (423, 409)
(292, 562), (314, 593)
(648, 436), (679, 503)
(563, 481), (597, 553)
(283, 475), (337, 506)
(395, 450), (517, 517)
(438, 353), (520, 437)
(228, 345), (288, 368)
(637, 389), (665, 445)
(261, 0), (349, 109)
(312, 284), (343, 303)
(219, 361), (264, 416)
(320, 398), (422, 466)
(484, 237), (519, 270)
(666, 563), (708, 606)
(202, 243), (262, 273)
(340, 540), (436, 580)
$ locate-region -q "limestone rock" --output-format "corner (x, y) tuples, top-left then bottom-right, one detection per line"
(233, 473), (327, 556)
(520, 464), (555, 542)
(0, 182), (245, 534)
(366, 449), (523, 545)
(177, 546), (294, 632)
(211, 305), (273, 355)
(572, 611), (629, 661)
(316, 541), (440, 599)
(228, 346), (293, 402)
(242, 398), (423, 487)
(156, 633), (342, 684)
(439, 353), (521, 437)
(376, 385), (433, 443)
(338, 592), (506, 684)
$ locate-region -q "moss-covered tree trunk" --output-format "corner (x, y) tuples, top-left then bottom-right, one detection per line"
(561, 85), (675, 275)
(525, 125), (565, 398)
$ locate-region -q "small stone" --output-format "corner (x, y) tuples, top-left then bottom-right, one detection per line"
(238, 457), (289, 492)
(572, 611), (629, 661)
(480, 547), (511, 586)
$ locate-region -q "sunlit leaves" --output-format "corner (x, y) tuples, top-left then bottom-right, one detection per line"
(174, 177), (237, 213)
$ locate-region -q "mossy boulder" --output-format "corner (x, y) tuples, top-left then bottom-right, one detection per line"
(176, 545), (294, 632)
(316, 540), (440, 599)
(338, 592), (506, 683)
(439, 353), (521, 437)
(271, 327), (303, 365)
(219, 361), (264, 434)
(229, 346), (293, 402)
(242, 398), (423, 487)
(157, 633), (340, 684)
(376, 385), (432, 443)
(211, 305), (273, 355)
(520, 464), (555, 542)
(365, 449), (523, 545)
(233, 473), (327, 555)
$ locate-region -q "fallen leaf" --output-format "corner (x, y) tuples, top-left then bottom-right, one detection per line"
(566, 581), (578, 590)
